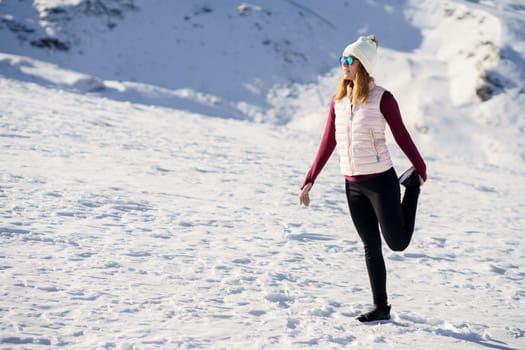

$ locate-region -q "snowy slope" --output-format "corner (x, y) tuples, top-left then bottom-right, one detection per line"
(0, 0), (421, 115)
(1, 0), (524, 170)
(284, 0), (525, 172)
(1, 76), (524, 349)
(1, 0), (525, 349)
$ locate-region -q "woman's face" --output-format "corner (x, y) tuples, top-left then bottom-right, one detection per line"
(341, 56), (359, 81)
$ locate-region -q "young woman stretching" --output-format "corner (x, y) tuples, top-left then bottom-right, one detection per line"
(299, 35), (427, 322)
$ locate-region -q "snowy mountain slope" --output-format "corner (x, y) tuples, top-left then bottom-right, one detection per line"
(0, 0), (421, 108)
(1, 0), (525, 348)
(284, 0), (525, 171)
(2, 0), (522, 171)
(1, 77), (524, 349)
(1, 0), (522, 105)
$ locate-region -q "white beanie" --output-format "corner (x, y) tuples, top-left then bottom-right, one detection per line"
(342, 35), (378, 74)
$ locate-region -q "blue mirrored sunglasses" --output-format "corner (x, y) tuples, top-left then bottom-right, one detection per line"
(339, 56), (355, 65)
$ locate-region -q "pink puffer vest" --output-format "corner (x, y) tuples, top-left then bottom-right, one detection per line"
(334, 84), (393, 176)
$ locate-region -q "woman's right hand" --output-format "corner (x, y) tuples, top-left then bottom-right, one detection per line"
(299, 183), (313, 206)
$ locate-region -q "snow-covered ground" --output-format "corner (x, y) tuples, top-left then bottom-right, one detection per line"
(1, 0), (525, 349)
(2, 77), (524, 349)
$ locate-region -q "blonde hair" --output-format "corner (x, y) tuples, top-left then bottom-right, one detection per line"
(334, 35), (378, 105)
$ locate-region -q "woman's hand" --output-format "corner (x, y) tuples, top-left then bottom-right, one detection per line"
(299, 183), (313, 206)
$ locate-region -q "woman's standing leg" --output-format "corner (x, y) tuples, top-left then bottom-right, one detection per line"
(345, 180), (388, 308)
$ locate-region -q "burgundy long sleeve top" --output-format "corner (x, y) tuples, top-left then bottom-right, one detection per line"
(301, 91), (427, 189)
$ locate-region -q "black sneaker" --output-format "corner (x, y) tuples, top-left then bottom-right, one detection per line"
(399, 167), (420, 188)
(357, 304), (391, 322)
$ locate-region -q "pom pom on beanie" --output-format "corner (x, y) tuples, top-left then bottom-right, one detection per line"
(342, 35), (379, 74)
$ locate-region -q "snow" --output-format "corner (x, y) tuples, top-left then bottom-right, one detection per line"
(1, 0), (525, 349)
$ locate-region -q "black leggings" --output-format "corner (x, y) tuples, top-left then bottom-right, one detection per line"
(345, 167), (420, 306)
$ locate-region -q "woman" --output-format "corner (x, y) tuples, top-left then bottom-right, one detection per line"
(299, 35), (427, 322)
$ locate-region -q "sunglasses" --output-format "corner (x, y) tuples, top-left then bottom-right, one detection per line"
(340, 56), (356, 65)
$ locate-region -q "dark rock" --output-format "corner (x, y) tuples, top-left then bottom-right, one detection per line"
(30, 38), (69, 51)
